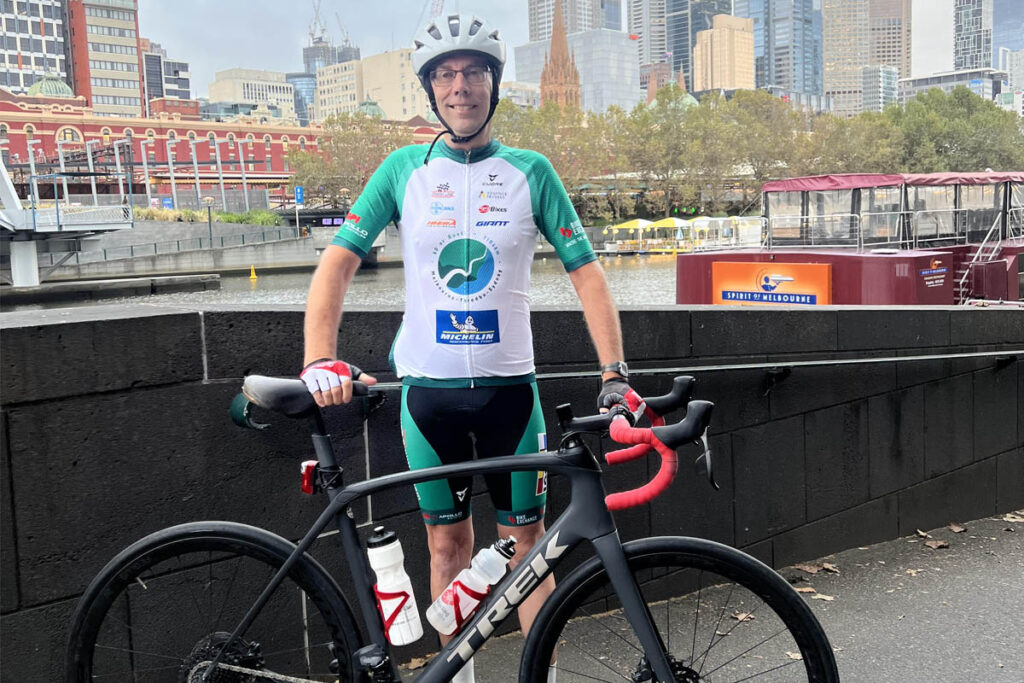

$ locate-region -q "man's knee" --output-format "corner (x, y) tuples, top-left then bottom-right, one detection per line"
(426, 520), (474, 571)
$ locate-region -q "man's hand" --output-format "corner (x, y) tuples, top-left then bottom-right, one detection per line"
(300, 359), (378, 407)
(597, 377), (645, 424)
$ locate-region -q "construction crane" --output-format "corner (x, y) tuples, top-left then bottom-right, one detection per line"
(309, 0), (328, 45)
(335, 12), (352, 47)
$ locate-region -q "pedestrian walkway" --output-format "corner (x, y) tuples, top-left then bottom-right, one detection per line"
(400, 511), (1024, 681)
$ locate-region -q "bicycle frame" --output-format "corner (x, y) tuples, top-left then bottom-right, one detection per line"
(208, 409), (681, 683)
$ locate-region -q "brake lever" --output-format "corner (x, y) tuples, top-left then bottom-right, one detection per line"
(693, 426), (719, 490)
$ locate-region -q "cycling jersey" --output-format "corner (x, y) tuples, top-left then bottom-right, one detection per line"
(332, 139), (596, 386)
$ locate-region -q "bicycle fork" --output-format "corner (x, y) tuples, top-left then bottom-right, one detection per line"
(592, 531), (678, 682)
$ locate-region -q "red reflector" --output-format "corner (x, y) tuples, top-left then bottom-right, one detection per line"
(301, 460), (318, 495)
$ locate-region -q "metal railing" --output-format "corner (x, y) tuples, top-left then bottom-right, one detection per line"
(765, 213), (861, 249)
(30, 227), (302, 268)
(956, 213), (1006, 305)
(32, 205), (132, 231)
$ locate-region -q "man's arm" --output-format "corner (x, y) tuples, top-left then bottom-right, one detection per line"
(568, 260), (624, 379)
(303, 244), (375, 405)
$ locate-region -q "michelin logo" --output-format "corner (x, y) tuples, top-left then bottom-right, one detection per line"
(436, 310), (500, 345)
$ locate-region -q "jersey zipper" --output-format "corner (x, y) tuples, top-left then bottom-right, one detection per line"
(464, 149), (475, 388)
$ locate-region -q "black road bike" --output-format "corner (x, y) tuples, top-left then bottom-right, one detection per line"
(66, 375), (838, 682)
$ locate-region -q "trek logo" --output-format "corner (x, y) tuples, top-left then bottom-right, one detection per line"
(475, 220), (510, 227)
(478, 205), (508, 214)
(448, 533), (569, 663)
(427, 218), (457, 227)
(430, 201), (455, 215)
(345, 212), (361, 223)
(436, 309), (500, 345)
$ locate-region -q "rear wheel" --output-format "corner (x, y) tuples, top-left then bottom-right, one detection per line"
(520, 537), (838, 682)
(65, 521), (363, 682)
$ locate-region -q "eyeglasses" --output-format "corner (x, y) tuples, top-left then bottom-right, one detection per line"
(430, 66), (491, 86)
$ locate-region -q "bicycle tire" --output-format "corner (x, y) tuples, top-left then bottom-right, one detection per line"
(520, 536), (839, 682)
(65, 521), (365, 682)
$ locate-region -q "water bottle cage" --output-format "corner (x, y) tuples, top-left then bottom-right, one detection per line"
(450, 580), (490, 633)
(373, 584), (411, 644)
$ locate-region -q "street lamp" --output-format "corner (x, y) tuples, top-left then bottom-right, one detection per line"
(138, 139), (153, 206)
(203, 195), (215, 248)
(166, 139), (179, 210)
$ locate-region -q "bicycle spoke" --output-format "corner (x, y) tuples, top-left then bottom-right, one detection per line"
(691, 569), (703, 666)
(728, 656), (805, 682)
(555, 663), (630, 682)
(696, 581), (738, 675)
(556, 637), (633, 681)
(571, 604), (643, 654)
(700, 624), (794, 679)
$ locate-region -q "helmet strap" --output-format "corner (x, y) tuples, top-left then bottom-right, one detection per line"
(421, 70), (501, 165)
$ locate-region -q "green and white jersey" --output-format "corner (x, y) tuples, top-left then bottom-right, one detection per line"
(332, 139), (596, 386)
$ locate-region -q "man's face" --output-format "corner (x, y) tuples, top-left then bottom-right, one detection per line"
(431, 54), (492, 139)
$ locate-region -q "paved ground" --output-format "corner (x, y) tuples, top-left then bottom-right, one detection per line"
(399, 510), (1024, 681)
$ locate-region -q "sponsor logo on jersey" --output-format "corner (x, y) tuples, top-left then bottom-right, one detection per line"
(345, 212), (361, 223)
(479, 190), (508, 200)
(559, 220), (586, 247)
(427, 218), (457, 227)
(478, 205), (508, 214)
(430, 201), (455, 215)
(537, 433), (547, 452)
(432, 234), (503, 301)
(482, 173), (503, 187)
(536, 471), (548, 495)
(432, 182), (455, 199)
(436, 309), (500, 345)
(475, 220), (510, 227)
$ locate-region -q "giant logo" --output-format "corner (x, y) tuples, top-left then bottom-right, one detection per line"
(436, 238), (496, 296)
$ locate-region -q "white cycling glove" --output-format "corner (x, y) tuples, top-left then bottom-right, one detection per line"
(300, 358), (356, 395)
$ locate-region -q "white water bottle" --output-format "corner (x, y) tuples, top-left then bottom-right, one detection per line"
(366, 526), (424, 645)
(425, 536), (517, 636)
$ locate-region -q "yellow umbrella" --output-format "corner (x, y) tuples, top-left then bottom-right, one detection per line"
(611, 219), (653, 232)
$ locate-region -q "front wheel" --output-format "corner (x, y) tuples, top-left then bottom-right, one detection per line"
(521, 536), (838, 682)
(65, 521), (364, 682)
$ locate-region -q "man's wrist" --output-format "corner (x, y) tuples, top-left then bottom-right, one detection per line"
(599, 361), (629, 381)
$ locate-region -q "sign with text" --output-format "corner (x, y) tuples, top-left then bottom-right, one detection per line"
(712, 262), (832, 306)
(295, 186), (304, 205)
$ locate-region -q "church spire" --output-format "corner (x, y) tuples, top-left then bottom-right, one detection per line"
(540, 0), (581, 108)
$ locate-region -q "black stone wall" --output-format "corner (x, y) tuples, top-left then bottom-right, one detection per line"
(1, 304), (1022, 679)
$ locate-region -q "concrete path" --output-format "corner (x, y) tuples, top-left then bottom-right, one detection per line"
(400, 511), (1024, 681)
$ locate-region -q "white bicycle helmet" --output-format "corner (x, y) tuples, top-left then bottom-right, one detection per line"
(412, 14), (506, 83)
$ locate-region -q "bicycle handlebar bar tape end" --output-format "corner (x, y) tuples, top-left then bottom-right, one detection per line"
(240, 375), (369, 420)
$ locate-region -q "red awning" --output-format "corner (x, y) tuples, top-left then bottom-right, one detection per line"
(763, 171), (1024, 193)
(761, 174), (905, 193)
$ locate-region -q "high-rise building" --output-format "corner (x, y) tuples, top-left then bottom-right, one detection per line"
(868, 0), (911, 79)
(501, 81), (543, 108)
(65, 0), (144, 117)
(286, 72), (316, 126)
(823, 0), (870, 117)
(954, 0), (992, 70)
(303, 37), (336, 76)
(1, 0), (71, 95)
(336, 41), (360, 64)
(992, 0), (1024, 59)
(140, 40), (190, 116)
(528, 0), (620, 41)
(665, 0), (732, 93)
(315, 59), (362, 121)
(692, 15), (755, 92)
(861, 63), (898, 112)
(359, 48), (432, 120)
(629, 0), (668, 72)
(899, 66), (1007, 103)
(998, 47), (1024, 91)
(734, 0), (823, 95)
(541, 0), (582, 107)
(209, 68), (296, 122)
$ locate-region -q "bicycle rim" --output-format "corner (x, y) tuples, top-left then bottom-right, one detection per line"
(66, 524), (361, 682)
(522, 537), (838, 682)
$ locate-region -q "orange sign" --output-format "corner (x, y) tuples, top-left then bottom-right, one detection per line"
(712, 262), (832, 305)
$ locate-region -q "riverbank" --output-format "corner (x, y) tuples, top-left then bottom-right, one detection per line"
(0, 274), (220, 310)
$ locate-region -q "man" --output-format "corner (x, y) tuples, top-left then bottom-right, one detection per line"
(301, 14), (632, 683)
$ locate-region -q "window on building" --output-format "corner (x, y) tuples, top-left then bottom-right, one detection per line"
(299, 137), (306, 151)
(0, 124), (8, 139)
(100, 127), (110, 144)
(168, 130), (176, 140)
(265, 156), (272, 171)
(264, 135), (271, 149)
(58, 127), (80, 142)
(188, 131), (196, 141)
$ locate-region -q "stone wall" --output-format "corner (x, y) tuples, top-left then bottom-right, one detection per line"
(1, 305), (1022, 679)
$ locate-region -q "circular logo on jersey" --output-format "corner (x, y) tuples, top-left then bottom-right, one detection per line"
(437, 238), (495, 296)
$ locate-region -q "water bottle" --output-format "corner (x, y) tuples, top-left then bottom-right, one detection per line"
(366, 526), (424, 645)
(425, 536), (517, 636)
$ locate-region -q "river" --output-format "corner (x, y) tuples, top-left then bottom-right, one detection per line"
(103, 253), (680, 308)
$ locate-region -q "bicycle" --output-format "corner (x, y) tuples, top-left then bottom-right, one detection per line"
(65, 374), (839, 682)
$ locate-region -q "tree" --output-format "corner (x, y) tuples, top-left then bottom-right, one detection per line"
(679, 92), (742, 214)
(623, 84), (693, 216)
(726, 89), (804, 198)
(287, 113), (412, 207)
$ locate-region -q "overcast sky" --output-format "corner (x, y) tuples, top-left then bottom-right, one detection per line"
(138, 0), (955, 99)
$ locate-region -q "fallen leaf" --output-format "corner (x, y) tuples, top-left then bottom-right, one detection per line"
(731, 612), (755, 622)
(795, 586), (817, 594)
(915, 529), (931, 539)
(905, 568), (924, 576)
(1002, 514), (1024, 523)
(948, 523), (966, 533)
(924, 539), (949, 550)
(794, 563), (821, 574)
(405, 656), (431, 670)
(822, 563), (840, 574)
(786, 651), (803, 661)
(811, 594), (836, 601)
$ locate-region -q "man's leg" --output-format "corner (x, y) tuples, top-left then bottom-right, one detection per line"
(426, 519), (475, 681)
(496, 520), (554, 635)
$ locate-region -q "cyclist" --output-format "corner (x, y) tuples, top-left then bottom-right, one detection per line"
(301, 13), (633, 682)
